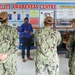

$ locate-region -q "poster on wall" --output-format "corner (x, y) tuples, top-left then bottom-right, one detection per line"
(12, 11), (21, 21)
(0, 2), (75, 29)
(8, 11), (22, 27)
(8, 22), (23, 27)
(30, 10), (39, 17)
(30, 10), (39, 28)
(40, 10), (54, 27)
(22, 11), (30, 20)
(56, 5), (75, 27)
(8, 11), (22, 21)
(8, 11), (13, 20)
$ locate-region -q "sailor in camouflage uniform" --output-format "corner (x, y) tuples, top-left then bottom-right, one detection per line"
(34, 16), (61, 75)
(66, 18), (75, 75)
(0, 12), (18, 75)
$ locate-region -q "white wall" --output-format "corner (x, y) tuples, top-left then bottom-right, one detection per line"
(0, 0), (75, 3)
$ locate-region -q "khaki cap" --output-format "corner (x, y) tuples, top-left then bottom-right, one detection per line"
(44, 16), (53, 24)
(0, 12), (9, 21)
(70, 18), (75, 23)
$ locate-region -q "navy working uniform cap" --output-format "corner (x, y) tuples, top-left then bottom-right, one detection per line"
(0, 12), (9, 21)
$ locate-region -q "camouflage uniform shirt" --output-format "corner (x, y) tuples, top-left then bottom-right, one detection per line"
(66, 29), (75, 75)
(34, 26), (61, 64)
(0, 24), (18, 63)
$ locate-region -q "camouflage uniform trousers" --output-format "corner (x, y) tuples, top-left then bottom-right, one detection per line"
(0, 54), (17, 75)
(68, 50), (75, 75)
(35, 62), (59, 75)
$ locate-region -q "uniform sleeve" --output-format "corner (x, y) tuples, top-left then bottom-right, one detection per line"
(12, 27), (18, 47)
(57, 31), (62, 45)
(7, 27), (18, 56)
(34, 29), (39, 47)
(66, 34), (73, 47)
(34, 29), (40, 61)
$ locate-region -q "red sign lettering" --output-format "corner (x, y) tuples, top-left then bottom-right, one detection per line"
(4, 4), (10, 9)
(12, 4), (38, 9)
(0, 5), (3, 9)
(40, 4), (56, 9)
(0, 4), (10, 9)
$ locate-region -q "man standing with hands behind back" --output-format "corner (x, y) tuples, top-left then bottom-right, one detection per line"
(18, 17), (33, 62)
(0, 12), (18, 75)
(34, 15), (61, 75)
(66, 18), (75, 75)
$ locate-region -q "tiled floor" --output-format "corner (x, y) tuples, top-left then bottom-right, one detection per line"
(17, 50), (69, 75)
